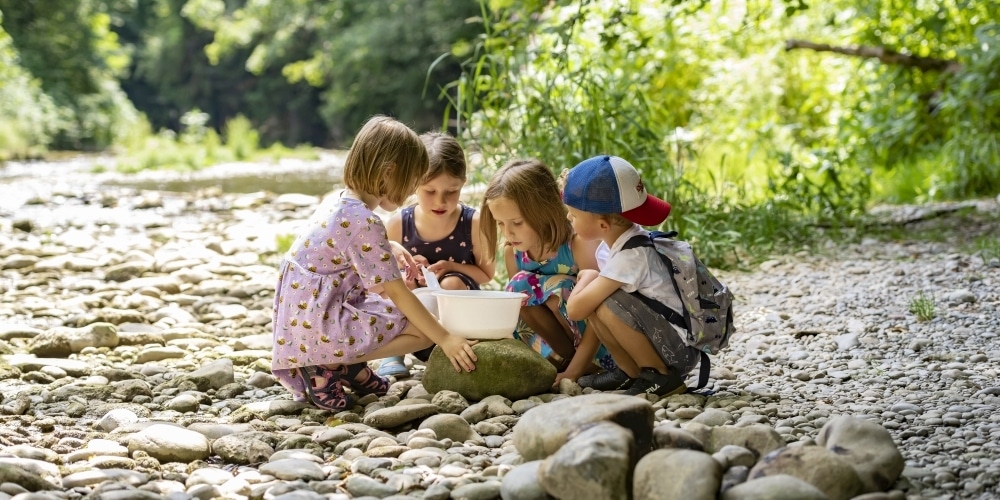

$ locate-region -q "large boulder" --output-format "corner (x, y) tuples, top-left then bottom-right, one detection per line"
(513, 393), (654, 462)
(422, 339), (555, 401)
(816, 416), (904, 493)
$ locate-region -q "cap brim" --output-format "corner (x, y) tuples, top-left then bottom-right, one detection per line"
(621, 195), (671, 226)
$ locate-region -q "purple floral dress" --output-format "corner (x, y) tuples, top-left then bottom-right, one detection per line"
(271, 196), (406, 397)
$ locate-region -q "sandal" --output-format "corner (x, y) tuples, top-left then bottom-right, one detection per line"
(376, 356), (410, 378)
(299, 365), (352, 411)
(347, 362), (390, 397)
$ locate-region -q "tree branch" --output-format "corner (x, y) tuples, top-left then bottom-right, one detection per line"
(785, 39), (962, 73)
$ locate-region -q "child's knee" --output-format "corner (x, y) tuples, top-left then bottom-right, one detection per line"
(439, 275), (470, 290)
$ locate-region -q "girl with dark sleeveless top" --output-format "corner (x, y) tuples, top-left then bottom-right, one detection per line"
(399, 204), (480, 289)
(379, 132), (496, 376)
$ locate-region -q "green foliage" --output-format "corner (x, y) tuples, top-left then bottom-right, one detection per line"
(224, 115), (259, 161)
(448, 0), (999, 267)
(275, 233), (296, 255)
(204, 0), (484, 143)
(0, 0), (138, 152)
(908, 292), (936, 322)
(450, 0), (844, 267)
(115, 112), (316, 173)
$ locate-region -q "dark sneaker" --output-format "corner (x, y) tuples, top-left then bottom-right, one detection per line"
(578, 368), (635, 391)
(624, 368), (687, 397)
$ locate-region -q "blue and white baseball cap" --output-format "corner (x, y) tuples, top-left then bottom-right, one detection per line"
(562, 155), (671, 226)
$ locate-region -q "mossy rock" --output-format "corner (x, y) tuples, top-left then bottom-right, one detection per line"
(422, 338), (556, 401)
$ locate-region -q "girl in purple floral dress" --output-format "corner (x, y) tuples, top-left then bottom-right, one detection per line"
(271, 116), (478, 411)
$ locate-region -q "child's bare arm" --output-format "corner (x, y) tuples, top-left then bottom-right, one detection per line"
(556, 332), (600, 384)
(570, 234), (601, 271)
(571, 269), (601, 297)
(566, 275), (622, 321)
(382, 279), (477, 372)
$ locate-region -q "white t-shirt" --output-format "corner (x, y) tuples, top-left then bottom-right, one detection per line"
(599, 224), (685, 316)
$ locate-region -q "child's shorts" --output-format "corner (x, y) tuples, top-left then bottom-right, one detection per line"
(604, 289), (701, 375)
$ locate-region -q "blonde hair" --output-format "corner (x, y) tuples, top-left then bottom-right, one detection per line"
(480, 159), (573, 263)
(421, 132), (467, 183)
(343, 116), (428, 206)
(599, 213), (633, 228)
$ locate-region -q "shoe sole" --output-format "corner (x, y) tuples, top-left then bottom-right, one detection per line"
(377, 360), (410, 378)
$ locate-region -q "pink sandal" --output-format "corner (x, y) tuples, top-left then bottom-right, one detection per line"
(300, 365), (352, 411)
(346, 363), (390, 397)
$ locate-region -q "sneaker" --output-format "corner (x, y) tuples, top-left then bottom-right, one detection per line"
(578, 367), (635, 391)
(623, 368), (687, 397)
(376, 356), (409, 378)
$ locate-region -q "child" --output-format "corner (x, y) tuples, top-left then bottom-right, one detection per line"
(271, 116), (477, 411)
(480, 158), (616, 384)
(376, 132), (495, 377)
(563, 155), (699, 396)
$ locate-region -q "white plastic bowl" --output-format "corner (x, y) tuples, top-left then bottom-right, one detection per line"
(413, 287), (439, 318)
(432, 290), (524, 340)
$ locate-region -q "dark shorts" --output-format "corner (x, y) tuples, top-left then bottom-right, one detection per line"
(439, 272), (479, 290)
(604, 289), (701, 376)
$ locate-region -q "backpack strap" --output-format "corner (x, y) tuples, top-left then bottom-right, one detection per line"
(620, 233), (687, 331)
(621, 232), (711, 390)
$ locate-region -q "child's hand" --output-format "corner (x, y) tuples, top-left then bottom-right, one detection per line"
(439, 335), (478, 372)
(426, 260), (452, 277)
(553, 369), (581, 387)
(411, 255), (430, 284)
(389, 241), (417, 280)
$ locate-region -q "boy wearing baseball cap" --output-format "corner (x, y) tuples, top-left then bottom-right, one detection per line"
(563, 155), (699, 396)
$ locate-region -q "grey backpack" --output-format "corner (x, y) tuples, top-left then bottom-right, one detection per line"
(622, 230), (735, 390)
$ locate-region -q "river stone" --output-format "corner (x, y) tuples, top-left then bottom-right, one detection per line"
(0, 462), (58, 491)
(538, 421), (633, 500)
(513, 393), (654, 461)
(721, 474), (829, 500)
(104, 261), (153, 282)
(748, 445), (864, 500)
(158, 358), (235, 392)
(26, 322), (118, 357)
(362, 403), (439, 429)
(633, 449), (722, 500)
(126, 424), (211, 463)
(422, 338), (556, 401)
(816, 416), (904, 493)
(4, 355), (91, 377)
(652, 425), (705, 451)
(418, 413), (480, 443)
(500, 460), (548, 500)
(685, 423), (785, 458)
(212, 431), (280, 465)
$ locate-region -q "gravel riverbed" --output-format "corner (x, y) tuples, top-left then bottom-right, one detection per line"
(0, 157), (998, 499)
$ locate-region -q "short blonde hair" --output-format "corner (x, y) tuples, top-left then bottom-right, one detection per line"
(421, 132), (467, 183)
(343, 116), (428, 206)
(480, 159), (573, 263)
(599, 213), (633, 228)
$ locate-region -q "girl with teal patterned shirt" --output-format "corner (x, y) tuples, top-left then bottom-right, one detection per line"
(480, 159), (617, 384)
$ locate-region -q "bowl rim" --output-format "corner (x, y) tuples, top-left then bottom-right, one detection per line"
(431, 290), (524, 300)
